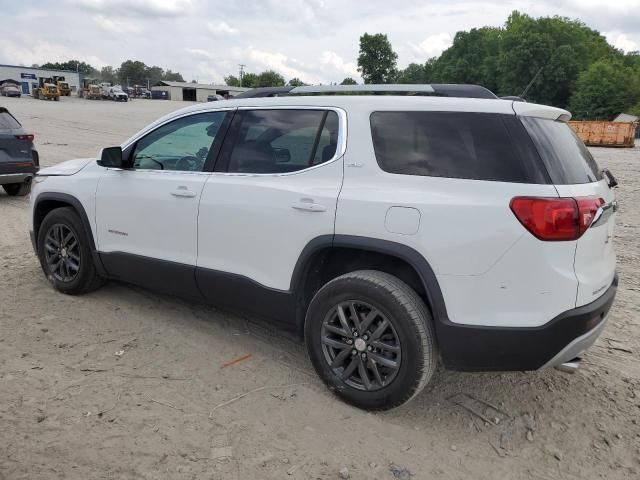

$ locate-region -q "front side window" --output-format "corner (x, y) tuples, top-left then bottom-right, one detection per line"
(226, 109), (339, 174)
(131, 111), (227, 172)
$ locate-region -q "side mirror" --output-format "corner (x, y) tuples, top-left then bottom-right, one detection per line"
(97, 146), (124, 168)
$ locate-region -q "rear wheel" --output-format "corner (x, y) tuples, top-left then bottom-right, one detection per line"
(305, 270), (437, 410)
(37, 207), (104, 294)
(3, 182), (31, 196)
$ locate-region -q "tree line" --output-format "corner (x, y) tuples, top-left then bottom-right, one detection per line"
(39, 60), (185, 88)
(221, 11), (639, 119)
(356, 12), (640, 120)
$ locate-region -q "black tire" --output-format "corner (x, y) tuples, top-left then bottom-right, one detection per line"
(37, 207), (104, 295)
(305, 270), (437, 410)
(3, 182), (31, 196)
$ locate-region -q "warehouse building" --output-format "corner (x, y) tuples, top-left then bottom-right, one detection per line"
(0, 63), (80, 95)
(152, 81), (248, 102)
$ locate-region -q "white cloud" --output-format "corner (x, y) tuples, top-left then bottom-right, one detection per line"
(246, 48), (312, 82)
(604, 31), (640, 52)
(320, 51), (358, 77)
(207, 21), (238, 35)
(74, 0), (193, 17)
(409, 33), (453, 59)
(93, 15), (141, 34)
(0, 38), (108, 69)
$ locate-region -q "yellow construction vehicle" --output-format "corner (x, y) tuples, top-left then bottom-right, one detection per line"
(32, 77), (60, 101)
(78, 78), (101, 100)
(53, 76), (71, 96)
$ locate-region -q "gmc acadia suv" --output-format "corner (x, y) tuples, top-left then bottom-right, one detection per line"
(29, 84), (617, 410)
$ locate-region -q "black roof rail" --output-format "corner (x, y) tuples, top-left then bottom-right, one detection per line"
(233, 84), (498, 100)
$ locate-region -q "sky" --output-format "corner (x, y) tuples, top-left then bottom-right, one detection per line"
(1, 0), (639, 84)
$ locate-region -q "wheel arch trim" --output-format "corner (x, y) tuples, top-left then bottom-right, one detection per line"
(33, 192), (107, 276)
(291, 234), (450, 325)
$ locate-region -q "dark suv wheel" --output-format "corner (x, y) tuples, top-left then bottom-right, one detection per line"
(3, 182), (31, 196)
(37, 207), (104, 294)
(305, 270), (437, 410)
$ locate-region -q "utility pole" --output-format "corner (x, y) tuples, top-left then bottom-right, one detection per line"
(238, 64), (245, 87)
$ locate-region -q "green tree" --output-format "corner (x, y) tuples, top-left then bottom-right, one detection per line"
(569, 60), (640, 119)
(287, 77), (306, 86)
(497, 12), (616, 106)
(357, 33), (398, 84)
(255, 70), (286, 87)
(430, 28), (501, 91)
(396, 63), (427, 84)
(340, 77), (358, 85)
(163, 69), (185, 82)
(241, 73), (259, 87)
(118, 60), (149, 86)
(225, 75), (241, 86)
(41, 60), (97, 75)
(99, 66), (118, 84)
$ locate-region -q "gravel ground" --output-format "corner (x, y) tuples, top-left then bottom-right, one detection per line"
(1, 96), (639, 480)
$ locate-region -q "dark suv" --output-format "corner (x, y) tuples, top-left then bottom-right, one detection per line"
(0, 107), (38, 196)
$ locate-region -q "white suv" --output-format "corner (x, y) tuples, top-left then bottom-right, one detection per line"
(29, 84), (618, 410)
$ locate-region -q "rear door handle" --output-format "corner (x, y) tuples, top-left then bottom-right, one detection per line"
(291, 198), (327, 212)
(171, 186), (197, 198)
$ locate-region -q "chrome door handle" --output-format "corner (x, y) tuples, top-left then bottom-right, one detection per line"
(171, 186), (197, 198)
(291, 199), (327, 212)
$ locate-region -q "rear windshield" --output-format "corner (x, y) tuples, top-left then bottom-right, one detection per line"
(0, 111), (21, 130)
(370, 111), (546, 183)
(520, 117), (602, 184)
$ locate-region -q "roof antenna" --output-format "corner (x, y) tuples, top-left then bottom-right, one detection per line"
(520, 66), (544, 100)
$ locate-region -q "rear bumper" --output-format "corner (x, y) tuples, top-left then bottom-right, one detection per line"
(0, 172), (35, 185)
(438, 274), (617, 371)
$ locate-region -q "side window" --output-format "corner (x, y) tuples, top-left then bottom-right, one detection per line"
(131, 111), (227, 172)
(370, 111), (547, 183)
(226, 109), (339, 174)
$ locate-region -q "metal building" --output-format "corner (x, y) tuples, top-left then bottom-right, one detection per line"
(152, 81), (248, 102)
(0, 64), (81, 95)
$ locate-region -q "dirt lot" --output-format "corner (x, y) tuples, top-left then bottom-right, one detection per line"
(1, 96), (639, 480)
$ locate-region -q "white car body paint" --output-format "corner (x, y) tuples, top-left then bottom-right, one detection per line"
(31, 94), (616, 333)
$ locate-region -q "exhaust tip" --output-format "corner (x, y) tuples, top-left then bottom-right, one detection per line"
(555, 357), (581, 374)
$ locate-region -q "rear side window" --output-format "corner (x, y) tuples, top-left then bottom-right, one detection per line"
(0, 112), (21, 130)
(226, 109), (339, 174)
(370, 111), (545, 183)
(520, 117), (602, 184)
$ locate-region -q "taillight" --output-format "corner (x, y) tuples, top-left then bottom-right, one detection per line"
(15, 134), (34, 142)
(510, 196), (604, 241)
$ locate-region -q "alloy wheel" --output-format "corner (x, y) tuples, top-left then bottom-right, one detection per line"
(321, 300), (401, 391)
(44, 224), (81, 282)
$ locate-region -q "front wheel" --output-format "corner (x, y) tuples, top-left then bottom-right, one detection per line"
(305, 270), (437, 410)
(37, 207), (104, 294)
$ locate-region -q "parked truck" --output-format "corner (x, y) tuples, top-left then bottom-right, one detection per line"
(32, 77), (60, 101)
(78, 78), (101, 100)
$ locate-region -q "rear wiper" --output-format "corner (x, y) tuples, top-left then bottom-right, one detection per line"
(602, 168), (618, 188)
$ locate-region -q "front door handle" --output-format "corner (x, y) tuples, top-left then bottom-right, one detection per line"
(291, 198), (327, 212)
(171, 186), (197, 198)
